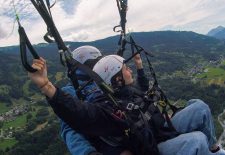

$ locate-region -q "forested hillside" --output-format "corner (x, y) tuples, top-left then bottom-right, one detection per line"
(0, 31), (224, 154)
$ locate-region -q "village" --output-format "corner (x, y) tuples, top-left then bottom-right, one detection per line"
(0, 105), (29, 139)
(188, 55), (225, 76)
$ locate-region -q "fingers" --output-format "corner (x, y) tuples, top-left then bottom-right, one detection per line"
(39, 57), (47, 71)
(32, 57), (46, 71)
(40, 57), (46, 65)
(33, 58), (45, 65)
(32, 63), (42, 71)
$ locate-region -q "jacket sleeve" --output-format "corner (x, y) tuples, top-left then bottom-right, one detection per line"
(60, 85), (96, 155)
(136, 68), (149, 91)
(47, 88), (128, 137)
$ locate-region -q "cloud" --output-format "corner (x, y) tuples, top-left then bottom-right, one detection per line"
(1, 0), (225, 46)
(59, 0), (81, 15)
(0, 24), (7, 39)
(64, 31), (89, 41)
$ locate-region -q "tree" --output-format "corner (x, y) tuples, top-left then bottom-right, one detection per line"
(36, 108), (49, 117)
(0, 122), (3, 128)
(26, 121), (37, 132)
(26, 113), (32, 122)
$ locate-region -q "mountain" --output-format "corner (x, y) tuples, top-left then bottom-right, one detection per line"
(207, 26), (225, 40)
(1, 30), (225, 56)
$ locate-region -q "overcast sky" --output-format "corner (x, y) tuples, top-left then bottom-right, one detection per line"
(0, 0), (225, 47)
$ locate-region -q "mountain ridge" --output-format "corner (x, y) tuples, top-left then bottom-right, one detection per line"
(1, 30), (224, 56)
(207, 26), (225, 40)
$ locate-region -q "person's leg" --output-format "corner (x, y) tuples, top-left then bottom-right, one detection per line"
(158, 131), (213, 155)
(171, 99), (217, 148)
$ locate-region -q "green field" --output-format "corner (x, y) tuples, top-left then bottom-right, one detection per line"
(222, 61), (225, 66)
(197, 67), (225, 78)
(2, 114), (27, 129)
(196, 67), (225, 86)
(0, 138), (17, 151)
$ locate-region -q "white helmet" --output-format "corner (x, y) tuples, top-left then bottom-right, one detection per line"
(72, 45), (102, 64)
(93, 55), (125, 85)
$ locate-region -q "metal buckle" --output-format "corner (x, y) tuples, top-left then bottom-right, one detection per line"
(126, 103), (134, 110)
(58, 49), (64, 53)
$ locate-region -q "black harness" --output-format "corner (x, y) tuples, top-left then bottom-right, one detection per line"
(99, 84), (180, 155)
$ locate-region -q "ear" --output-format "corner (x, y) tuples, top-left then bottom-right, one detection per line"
(115, 76), (123, 86)
(116, 76), (122, 81)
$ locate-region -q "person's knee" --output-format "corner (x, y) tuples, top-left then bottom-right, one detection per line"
(187, 99), (210, 113)
(188, 132), (208, 148)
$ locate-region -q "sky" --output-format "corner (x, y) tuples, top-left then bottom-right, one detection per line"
(0, 0), (225, 47)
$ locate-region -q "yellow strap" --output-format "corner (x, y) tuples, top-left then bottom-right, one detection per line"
(159, 100), (166, 107)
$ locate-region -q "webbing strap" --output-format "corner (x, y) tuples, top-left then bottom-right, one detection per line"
(36, 0), (67, 50)
(18, 25), (40, 72)
(44, 31), (54, 43)
(123, 35), (181, 118)
(67, 58), (121, 107)
(67, 66), (85, 100)
(162, 107), (176, 131)
(115, 0), (128, 56)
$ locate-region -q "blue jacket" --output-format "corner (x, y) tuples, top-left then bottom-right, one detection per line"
(60, 69), (103, 155)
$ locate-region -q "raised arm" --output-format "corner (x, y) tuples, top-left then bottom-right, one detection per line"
(133, 54), (149, 91)
(28, 58), (127, 137)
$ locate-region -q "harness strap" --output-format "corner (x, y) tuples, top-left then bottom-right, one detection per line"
(67, 58), (122, 107)
(162, 106), (176, 131)
(123, 36), (153, 63)
(67, 66), (85, 100)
